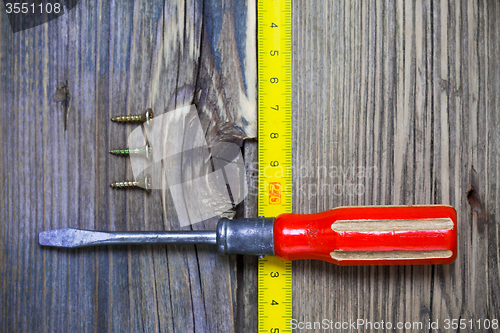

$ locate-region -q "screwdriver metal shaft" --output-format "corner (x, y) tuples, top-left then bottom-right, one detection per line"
(39, 228), (217, 248)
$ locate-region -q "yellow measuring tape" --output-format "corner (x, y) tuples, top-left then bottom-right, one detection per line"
(258, 0), (292, 331)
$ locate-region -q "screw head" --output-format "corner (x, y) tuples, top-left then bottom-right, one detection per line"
(136, 174), (152, 191)
(144, 141), (152, 160)
(144, 108), (154, 125)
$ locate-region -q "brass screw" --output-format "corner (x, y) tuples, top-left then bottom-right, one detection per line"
(111, 108), (154, 124)
(110, 174), (152, 192)
(109, 141), (152, 160)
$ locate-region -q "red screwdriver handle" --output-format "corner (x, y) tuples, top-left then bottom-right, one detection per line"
(273, 205), (457, 266)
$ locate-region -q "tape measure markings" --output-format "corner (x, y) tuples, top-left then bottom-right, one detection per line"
(257, 0), (293, 328)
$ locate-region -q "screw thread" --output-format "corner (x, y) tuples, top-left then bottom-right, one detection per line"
(110, 181), (138, 188)
(109, 148), (131, 156)
(111, 108), (154, 124)
(110, 174), (152, 192)
(111, 115), (143, 123)
(109, 142), (152, 160)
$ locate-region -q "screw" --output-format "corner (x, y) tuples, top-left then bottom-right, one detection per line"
(111, 108), (154, 124)
(109, 141), (152, 160)
(110, 174), (152, 192)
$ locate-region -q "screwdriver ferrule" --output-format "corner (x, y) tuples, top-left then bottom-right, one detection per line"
(216, 217), (275, 256)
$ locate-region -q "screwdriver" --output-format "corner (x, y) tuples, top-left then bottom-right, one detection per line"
(39, 205), (457, 266)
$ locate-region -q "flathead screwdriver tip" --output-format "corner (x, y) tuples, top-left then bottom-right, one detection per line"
(38, 228), (113, 248)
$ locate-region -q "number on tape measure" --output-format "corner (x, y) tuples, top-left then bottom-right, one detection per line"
(258, 0), (292, 331)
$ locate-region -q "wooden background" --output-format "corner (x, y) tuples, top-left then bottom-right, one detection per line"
(1, 0), (499, 332)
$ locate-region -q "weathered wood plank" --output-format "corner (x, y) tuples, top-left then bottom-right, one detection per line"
(0, 0), (256, 332)
(292, 0), (500, 330)
(240, 139), (258, 332)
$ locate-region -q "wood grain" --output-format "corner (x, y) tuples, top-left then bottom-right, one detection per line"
(292, 0), (500, 330)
